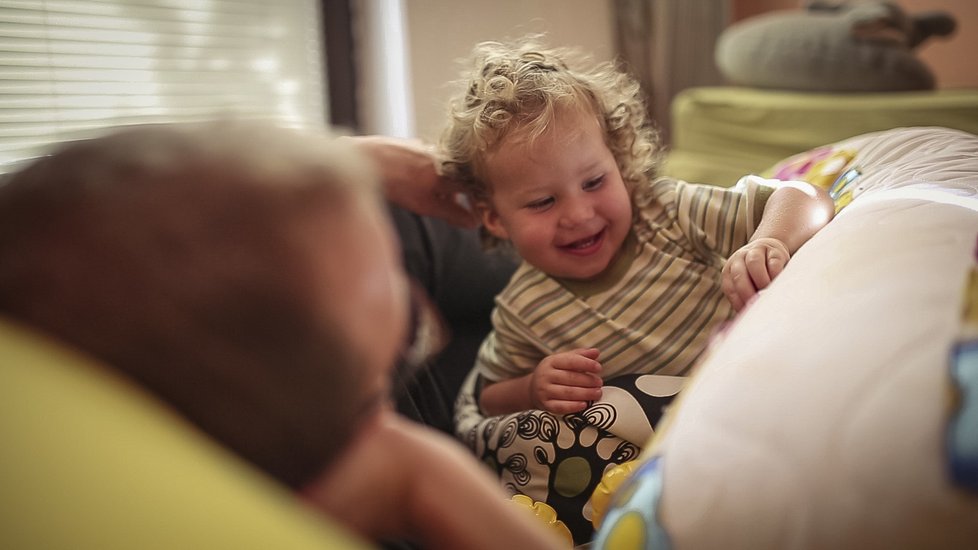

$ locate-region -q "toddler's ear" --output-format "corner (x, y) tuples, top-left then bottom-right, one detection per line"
(477, 201), (509, 240)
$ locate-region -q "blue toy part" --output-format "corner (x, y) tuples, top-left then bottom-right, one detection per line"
(948, 339), (978, 494)
(829, 167), (861, 200)
(829, 167), (862, 212)
(592, 456), (671, 550)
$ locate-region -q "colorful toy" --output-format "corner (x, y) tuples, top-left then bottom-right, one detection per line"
(509, 494), (574, 547)
(948, 241), (978, 493)
(766, 146), (861, 212)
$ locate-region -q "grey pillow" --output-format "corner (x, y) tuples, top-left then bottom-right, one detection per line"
(714, 5), (947, 92)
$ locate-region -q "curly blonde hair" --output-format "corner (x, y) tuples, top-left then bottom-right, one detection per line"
(439, 36), (662, 249)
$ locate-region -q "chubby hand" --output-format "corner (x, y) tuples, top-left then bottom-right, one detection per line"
(345, 135), (478, 228)
(530, 348), (603, 414)
(721, 237), (790, 311)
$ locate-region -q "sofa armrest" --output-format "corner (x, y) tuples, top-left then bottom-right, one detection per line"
(0, 317), (369, 549)
(663, 86), (978, 186)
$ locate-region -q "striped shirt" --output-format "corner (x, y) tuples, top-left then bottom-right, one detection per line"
(475, 176), (774, 381)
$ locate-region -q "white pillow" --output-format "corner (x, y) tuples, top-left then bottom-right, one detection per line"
(594, 127), (978, 549)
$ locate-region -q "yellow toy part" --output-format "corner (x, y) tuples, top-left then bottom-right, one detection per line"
(766, 146), (861, 212)
(591, 456), (672, 550)
(766, 146), (855, 188)
(509, 494), (574, 547)
(589, 460), (640, 530)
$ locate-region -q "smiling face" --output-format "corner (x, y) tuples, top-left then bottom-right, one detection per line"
(480, 107), (633, 281)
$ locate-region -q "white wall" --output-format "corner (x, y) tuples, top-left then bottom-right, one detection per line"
(403, 0), (616, 142)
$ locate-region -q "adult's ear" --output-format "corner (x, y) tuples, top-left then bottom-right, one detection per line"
(477, 201), (509, 241)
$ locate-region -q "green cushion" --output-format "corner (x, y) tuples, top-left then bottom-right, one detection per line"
(0, 317), (370, 550)
(663, 87), (978, 186)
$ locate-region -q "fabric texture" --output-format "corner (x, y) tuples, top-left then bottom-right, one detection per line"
(595, 126), (978, 549)
(388, 204), (518, 435)
(456, 371), (682, 544)
(0, 318), (366, 550)
(663, 87), (978, 187)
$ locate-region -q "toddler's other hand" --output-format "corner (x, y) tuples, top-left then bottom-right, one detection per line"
(530, 348), (602, 414)
(722, 237), (790, 311)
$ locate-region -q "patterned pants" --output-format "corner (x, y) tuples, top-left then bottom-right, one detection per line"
(454, 370), (683, 544)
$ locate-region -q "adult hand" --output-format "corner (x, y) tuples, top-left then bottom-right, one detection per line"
(302, 407), (411, 542)
(721, 237), (790, 311)
(302, 406), (566, 550)
(529, 348), (603, 414)
(346, 135), (479, 228)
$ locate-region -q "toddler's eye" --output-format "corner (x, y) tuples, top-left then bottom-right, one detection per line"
(526, 197), (554, 211)
(584, 175), (605, 190)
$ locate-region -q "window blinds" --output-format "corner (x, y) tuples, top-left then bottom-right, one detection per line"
(0, 0), (327, 173)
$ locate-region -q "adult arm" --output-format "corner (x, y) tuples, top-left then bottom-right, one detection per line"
(344, 135), (479, 228)
(302, 407), (565, 550)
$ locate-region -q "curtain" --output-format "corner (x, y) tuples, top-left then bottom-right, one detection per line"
(614, 0), (729, 144)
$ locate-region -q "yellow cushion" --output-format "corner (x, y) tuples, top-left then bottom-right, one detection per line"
(0, 317), (370, 550)
(663, 86), (978, 186)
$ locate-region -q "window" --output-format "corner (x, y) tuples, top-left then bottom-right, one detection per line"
(0, 0), (327, 173)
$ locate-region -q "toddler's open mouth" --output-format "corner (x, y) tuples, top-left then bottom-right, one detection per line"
(560, 228), (606, 254)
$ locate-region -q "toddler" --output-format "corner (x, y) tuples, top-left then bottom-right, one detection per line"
(442, 37), (834, 542)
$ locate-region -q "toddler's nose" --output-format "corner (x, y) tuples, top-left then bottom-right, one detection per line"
(559, 197), (595, 228)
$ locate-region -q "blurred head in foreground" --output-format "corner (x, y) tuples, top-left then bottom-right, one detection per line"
(0, 121), (410, 489)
